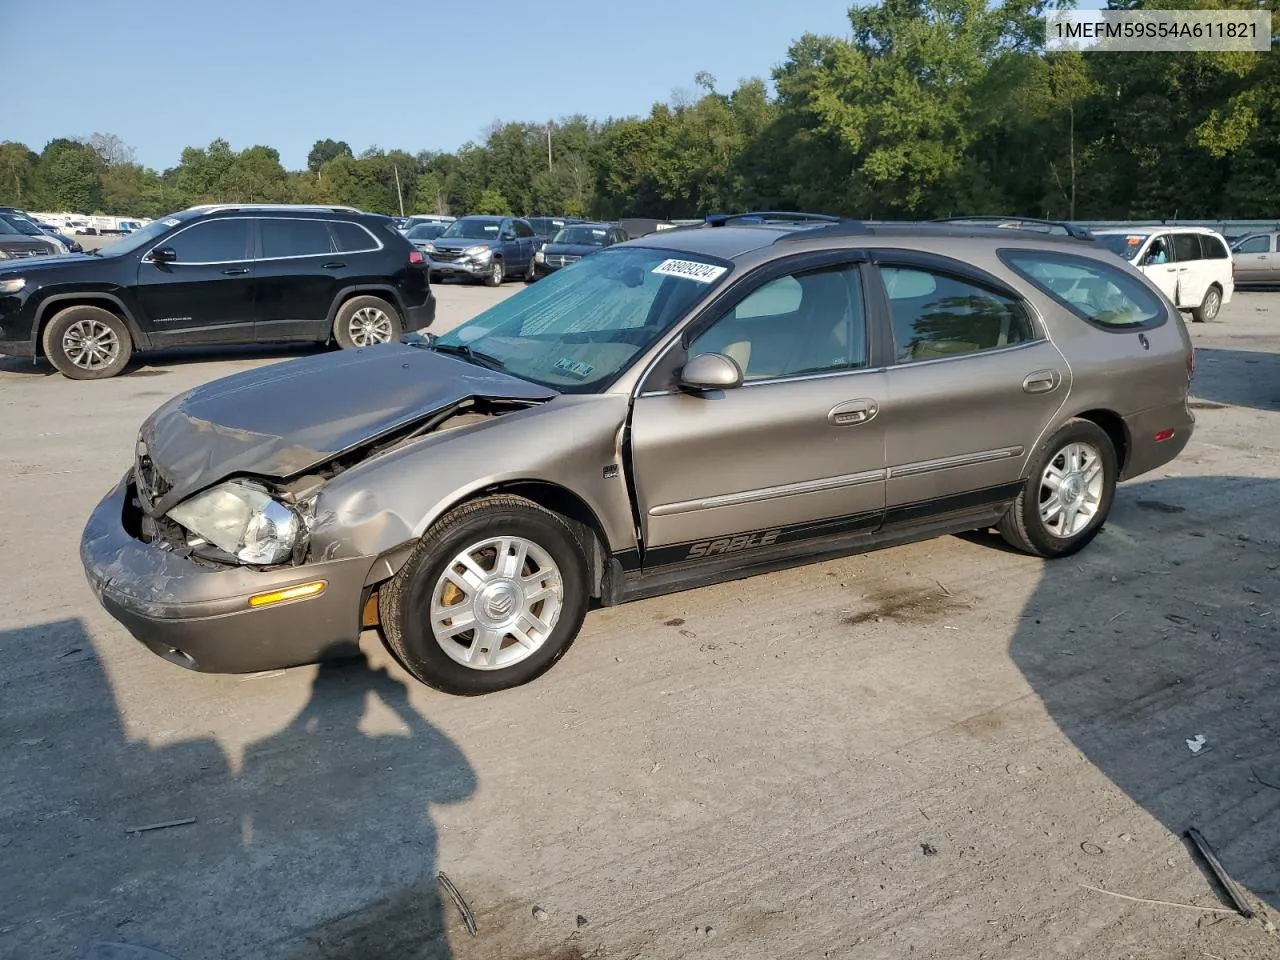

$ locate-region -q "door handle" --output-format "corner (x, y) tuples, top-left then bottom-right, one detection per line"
(221, 267), (249, 276)
(828, 399), (879, 426)
(1022, 369), (1061, 394)
(322, 261), (346, 269)
(1165, 267), (1177, 272)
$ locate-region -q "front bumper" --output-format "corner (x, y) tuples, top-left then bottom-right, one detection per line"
(80, 474), (377, 674)
(427, 255), (491, 278)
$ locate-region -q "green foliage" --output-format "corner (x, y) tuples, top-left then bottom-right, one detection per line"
(4, 2), (1279, 220)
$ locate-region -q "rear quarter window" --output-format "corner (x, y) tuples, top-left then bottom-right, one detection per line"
(1199, 234), (1229, 259)
(332, 220), (381, 253)
(998, 249), (1167, 331)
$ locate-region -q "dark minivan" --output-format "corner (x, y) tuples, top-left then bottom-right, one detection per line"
(0, 204), (434, 379)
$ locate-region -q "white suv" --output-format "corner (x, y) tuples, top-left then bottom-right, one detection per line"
(1094, 226), (1234, 322)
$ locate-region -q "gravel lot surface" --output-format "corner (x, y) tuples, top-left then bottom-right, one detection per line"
(1, 282), (1277, 960)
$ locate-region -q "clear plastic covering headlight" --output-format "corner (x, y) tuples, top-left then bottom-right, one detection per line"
(423, 242), (436, 253)
(464, 244), (492, 259)
(167, 479), (302, 565)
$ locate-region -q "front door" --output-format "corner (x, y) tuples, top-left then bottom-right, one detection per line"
(629, 261), (887, 568)
(1137, 234), (1180, 304)
(1233, 233), (1275, 283)
(252, 217), (342, 341)
(873, 259), (1068, 520)
(136, 218), (255, 345)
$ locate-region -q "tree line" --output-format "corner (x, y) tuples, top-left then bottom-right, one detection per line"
(3, 0), (1276, 223)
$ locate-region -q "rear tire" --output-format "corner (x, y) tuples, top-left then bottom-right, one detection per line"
(332, 296), (402, 349)
(42, 305), (132, 380)
(378, 495), (589, 695)
(483, 259), (504, 287)
(524, 255), (537, 283)
(1190, 284), (1222, 323)
(997, 418), (1118, 559)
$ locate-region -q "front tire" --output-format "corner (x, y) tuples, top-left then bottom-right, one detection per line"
(378, 495), (589, 695)
(997, 418), (1117, 559)
(42, 305), (132, 380)
(482, 259), (504, 287)
(1190, 284), (1222, 323)
(333, 296), (403, 349)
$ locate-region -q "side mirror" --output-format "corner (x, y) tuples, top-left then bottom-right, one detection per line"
(501, 231), (516, 241)
(148, 247), (177, 264)
(678, 352), (743, 393)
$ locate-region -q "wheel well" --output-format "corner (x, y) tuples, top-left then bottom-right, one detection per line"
(1075, 409), (1129, 472)
(468, 481), (609, 599)
(36, 298), (133, 358)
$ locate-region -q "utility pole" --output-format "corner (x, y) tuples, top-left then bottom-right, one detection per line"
(393, 165), (405, 216)
(547, 123), (553, 174)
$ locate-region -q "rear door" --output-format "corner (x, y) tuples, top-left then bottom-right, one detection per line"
(136, 218), (255, 345)
(252, 217), (342, 341)
(629, 258), (888, 566)
(872, 255), (1068, 521)
(1171, 232), (1209, 308)
(514, 219), (536, 268)
(1136, 234), (1180, 303)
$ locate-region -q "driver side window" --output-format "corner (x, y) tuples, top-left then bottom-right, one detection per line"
(688, 264), (867, 382)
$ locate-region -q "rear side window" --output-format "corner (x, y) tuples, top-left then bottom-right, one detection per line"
(879, 266), (1034, 363)
(1172, 234), (1203, 262)
(999, 250), (1166, 330)
(515, 220), (535, 238)
(1199, 234), (1229, 259)
(331, 220), (381, 253)
(258, 218), (334, 259)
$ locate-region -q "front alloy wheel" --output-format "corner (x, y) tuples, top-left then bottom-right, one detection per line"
(378, 494), (589, 695)
(430, 536), (564, 670)
(348, 306), (394, 346)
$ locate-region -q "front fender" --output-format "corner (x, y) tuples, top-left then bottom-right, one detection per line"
(305, 394), (636, 569)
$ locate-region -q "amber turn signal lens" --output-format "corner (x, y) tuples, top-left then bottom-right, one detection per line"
(248, 580), (327, 608)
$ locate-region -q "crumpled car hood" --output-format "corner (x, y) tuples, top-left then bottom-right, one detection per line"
(138, 344), (557, 514)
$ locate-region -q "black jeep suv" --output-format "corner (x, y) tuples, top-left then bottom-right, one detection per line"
(0, 204), (434, 379)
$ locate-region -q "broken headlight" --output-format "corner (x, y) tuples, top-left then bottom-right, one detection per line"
(167, 479), (302, 565)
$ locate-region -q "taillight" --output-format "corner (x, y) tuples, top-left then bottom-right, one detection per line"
(408, 250), (424, 265)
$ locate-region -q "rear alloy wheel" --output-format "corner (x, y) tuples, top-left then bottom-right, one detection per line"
(378, 495), (589, 695)
(483, 259), (504, 287)
(333, 295), (403, 349)
(1191, 285), (1221, 323)
(997, 418), (1117, 558)
(524, 254), (537, 283)
(43, 304), (132, 380)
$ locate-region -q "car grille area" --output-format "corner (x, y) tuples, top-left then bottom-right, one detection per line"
(431, 249), (463, 262)
(546, 254), (581, 268)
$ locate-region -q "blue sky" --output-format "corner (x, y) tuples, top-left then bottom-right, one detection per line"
(7, 0), (861, 171)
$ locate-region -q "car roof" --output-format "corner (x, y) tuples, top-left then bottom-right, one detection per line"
(1093, 225), (1225, 237)
(459, 214), (507, 222)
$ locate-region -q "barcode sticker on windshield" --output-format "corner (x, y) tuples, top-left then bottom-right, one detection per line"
(652, 259), (727, 283)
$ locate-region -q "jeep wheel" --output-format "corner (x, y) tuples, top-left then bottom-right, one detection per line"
(43, 305), (132, 380)
(997, 418), (1117, 559)
(1191, 284), (1222, 323)
(333, 296), (403, 349)
(483, 259), (504, 287)
(378, 495), (589, 695)
(524, 255), (537, 283)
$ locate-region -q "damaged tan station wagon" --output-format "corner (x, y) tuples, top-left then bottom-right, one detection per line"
(81, 212), (1196, 695)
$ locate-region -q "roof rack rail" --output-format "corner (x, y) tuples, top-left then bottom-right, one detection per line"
(187, 203), (364, 214)
(704, 210), (845, 227)
(933, 216), (1095, 241)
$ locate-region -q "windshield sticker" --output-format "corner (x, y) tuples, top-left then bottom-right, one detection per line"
(591, 229), (606, 236)
(554, 357), (594, 378)
(1126, 236), (1142, 245)
(163, 218), (180, 227)
(483, 225), (499, 232)
(652, 258), (727, 284)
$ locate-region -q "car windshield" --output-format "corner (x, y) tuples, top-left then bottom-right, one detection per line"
(1, 215), (43, 237)
(1098, 233), (1147, 261)
(432, 246), (731, 392)
(407, 223), (446, 240)
(554, 226), (609, 245)
(94, 215), (189, 256)
(440, 219), (502, 240)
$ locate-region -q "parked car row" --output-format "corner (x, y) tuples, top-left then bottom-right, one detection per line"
(421, 215), (630, 285)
